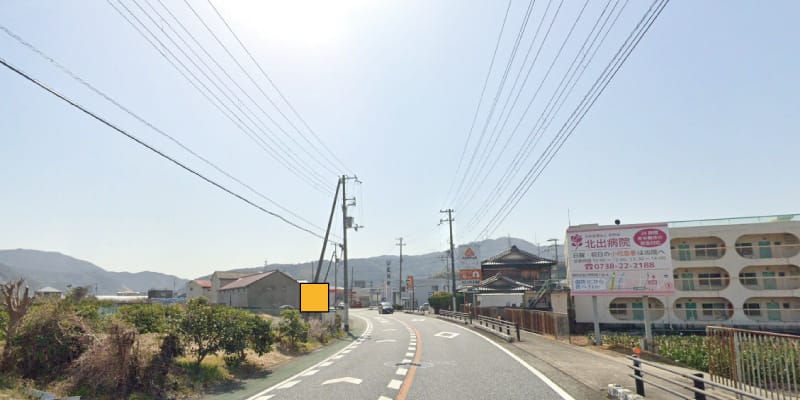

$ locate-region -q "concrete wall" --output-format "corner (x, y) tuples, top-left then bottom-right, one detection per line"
(246, 272), (300, 309)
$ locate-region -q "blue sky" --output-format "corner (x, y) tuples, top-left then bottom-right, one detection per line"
(1, 0), (797, 279)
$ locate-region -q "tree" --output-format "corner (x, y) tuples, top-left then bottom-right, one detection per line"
(427, 292), (465, 313)
(278, 309), (308, 350)
(1, 280), (34, 370)
(219, 308), (252, 365)
(248, 316), (274, 356)
(179, 298), (224, 366)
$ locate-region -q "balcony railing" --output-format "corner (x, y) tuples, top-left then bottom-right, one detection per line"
(734, 243), (800, 259)
(671, 247), (726, 261)
(738, 274), (800, 290)
(673, 277), (730, 291)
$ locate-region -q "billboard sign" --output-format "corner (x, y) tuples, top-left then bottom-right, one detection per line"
(459, 269), (482, 287)
(567, 223), (675, 296)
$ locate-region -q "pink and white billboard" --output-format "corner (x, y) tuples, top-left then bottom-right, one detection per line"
(567, 223), (675, 296)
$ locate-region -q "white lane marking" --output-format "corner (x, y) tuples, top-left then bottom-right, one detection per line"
(442, 319), (575, 400)
(277, 380), (301, 389)
(405, 352), (414, 357)
(301, 369), (319, 376)
(433, 331), (460, 339)
(387, 379), (403, 390)
(378, 397), (393, 400)
(408, 346), (416, 351)
(254, 396), (274, 400)
(332, 355), (344, 359)
(396, 367), (408, 376)
(376, 339), (396, 343)
(322, 377), (363, 385)
(342, 349), (352, 353)
(383, 328), (397, 331)
(401, 358), (411, 364)
(412, 318), (425, 321)
(320, 361), (333, 367)
(244, 313), (372, 400)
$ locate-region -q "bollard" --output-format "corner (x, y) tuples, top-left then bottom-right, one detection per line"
(632, 355), (645, 397)
(692, 372), (706, 400)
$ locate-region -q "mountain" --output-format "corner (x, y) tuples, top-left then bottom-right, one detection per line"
(199, 237), (566, 286)
(0, 249), (188, 295)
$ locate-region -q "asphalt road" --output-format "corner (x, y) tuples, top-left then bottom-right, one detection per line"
(238, 309), (573, 400)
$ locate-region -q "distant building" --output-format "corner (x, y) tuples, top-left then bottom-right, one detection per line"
(210, 271), (257, 304)
(217, 270), (299, 310)
(481, 245), (556, 284)
(116, 289), (141, 296)
(570, 214), (800, 331)
(34, 286), (62, 299)
(147, 289), (174, 299)
(185, 279), (212, 301)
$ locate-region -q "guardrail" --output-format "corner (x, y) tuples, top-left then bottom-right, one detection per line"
(628, 355), (770, 400)
(474, 315), (520, 342)
(438, 310), (471, 324)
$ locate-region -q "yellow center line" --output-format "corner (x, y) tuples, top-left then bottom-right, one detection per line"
(396, 326), (421, 400)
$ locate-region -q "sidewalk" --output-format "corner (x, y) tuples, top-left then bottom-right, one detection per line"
(496, 327), (709, 400)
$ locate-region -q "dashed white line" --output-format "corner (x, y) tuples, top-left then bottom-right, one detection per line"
(342, 349), (351, 353)
(332, 355), (344, 359)
(301, 369), (319, 376)
(396, 367), (408, 376)
(320, 361), (333, 367)
(378, 396), (393, 400)
(401, 358), (411, 364)
(253, 396), (274, 400)
(387, 379), (403, 390)
(277, 380), (301, 389)
(405, 352), (414, 357)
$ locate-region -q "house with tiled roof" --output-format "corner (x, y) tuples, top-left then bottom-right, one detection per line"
(217, 270), (299, 310)
(210, 271), (257, 304)
(185, 279), (212, 302)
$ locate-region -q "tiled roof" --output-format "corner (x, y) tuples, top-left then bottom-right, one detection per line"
(219, 271), (277, 290)
(482, 245), (556, 265)
(193, 280), (212, 288)
(213, 271), (256, 280)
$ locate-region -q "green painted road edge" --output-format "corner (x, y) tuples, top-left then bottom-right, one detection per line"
(203, 316), (366, 400)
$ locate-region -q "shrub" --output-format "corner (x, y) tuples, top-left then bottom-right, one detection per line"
(119, 303), (182, 334)
(68, 319), (142, 397)
(248, 316), (274, 356)
(179, 299), (224, 366)
(10, 300), (92, 379)
(278, 309), (308, 350)
(220, 308), (253, 364)
(308, 319), (329, 344)
(0, 308), (7, 341)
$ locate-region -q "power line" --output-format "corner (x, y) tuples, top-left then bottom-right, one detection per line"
(198, 0), (350, 174)
(449, 0), (537, 205)
(0, 24), (337, 237)
(0, 55), (333, 241)
(478, 0), (669, 239)
(148, 0), (339, 179)
(443, 0), (512, 205)
(129, 0), (332, 189)
(463, 0), (622, 233)
(454, 0), (565, 211)
(107, 0), (332, 194)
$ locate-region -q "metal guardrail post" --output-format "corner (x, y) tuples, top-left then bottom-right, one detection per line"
(516, 323), (520, 342)
(692, 373), (706, 400)
(633, 355), (645, 397)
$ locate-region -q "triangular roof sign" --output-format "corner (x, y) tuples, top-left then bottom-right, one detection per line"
(463, 247), (476, 258)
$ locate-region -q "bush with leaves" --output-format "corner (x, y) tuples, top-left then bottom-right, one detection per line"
(10, 300), (93, 379)
(119, 303), (182, 334)
(278, 309), (308, 351)
(179, 298), (224, 366)
(248, 315), (274, 357)
(428, 292), (465, 313)
(219, 308), (254, 366)
(0, 308), (7, 341)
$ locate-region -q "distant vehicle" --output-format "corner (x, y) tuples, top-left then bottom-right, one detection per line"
(419, 302), (430, 312)
(378, 302), (394, 314)
(279, 304), (294, 310)
(337, 302), (345, 309)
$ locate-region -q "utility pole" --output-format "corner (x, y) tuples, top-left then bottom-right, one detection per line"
(548, 238), (559, 264)
(341, 175), (360, 332)
(396, 237), (406, 306)
(440, 209), (457, 311)
(333, 246), (338, 305)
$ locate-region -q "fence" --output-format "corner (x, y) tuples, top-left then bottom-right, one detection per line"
(503, 308), (571, 342)
(706, 326), (800, 400)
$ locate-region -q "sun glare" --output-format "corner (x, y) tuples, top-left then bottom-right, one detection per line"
(220, 0), (368, 48)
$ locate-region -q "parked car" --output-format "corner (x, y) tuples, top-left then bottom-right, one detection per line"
(279, 304), (294, 310)
(419, 302), (430, 312)
(378, 302), (394, 314)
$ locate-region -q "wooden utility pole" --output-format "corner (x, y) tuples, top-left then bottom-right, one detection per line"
(396, 237), (406, 305)
(440, 209), (457, 311)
